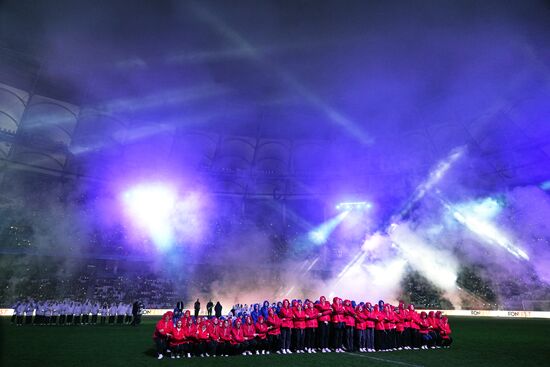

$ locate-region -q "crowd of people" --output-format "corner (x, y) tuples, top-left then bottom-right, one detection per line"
(11, 299), (144, 326)
(152, 297), (453, 359)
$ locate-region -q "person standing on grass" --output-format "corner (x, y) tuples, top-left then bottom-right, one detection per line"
(194, 299), (201, 318)
(418, 311), (433, 349)
(183, 316), (198, 357)
(25, 301), (34, 325)
(218, 318), (233, 356)
(208, 317), (221, 356)
(66, 302), (73, 325)
(214, 301), (223, 318)
(243, 315), (258, 354)
(428, 311), (440, 348)
(197, 321), (213, 357)
(131, 301), (141, 326)
(408, 304), (420, 349)
(331, 297), (345, 353)
(355, 304), (367, 352)
(278, 299), (294, 354)
(51, 301), (60, 325)
(439, 316), (452, 348)
(169, 319), (186, 358)
(15, 301), (25, 326)
(343, 299), (356, 352)
(153, 311), (173, 360)
(91, 302), (99, 325)
(11, 301), (19, 325)
(255, 315), (270, 354)
(316, 296), (332, 353)
(116, 302), (125, 324)
(125, 303), (133, 324)
(385, 304), (396, 350)
(231, 318), (248, 356)
(304, 301), (318, 353)
(293, 302), (307, 353)
(100, 302), (108, 324)
(373, 304), (386, 351)
(81, 300), (90, 325)
(108, 302), (117, 324)
(206, 300), (214, 317)
(266, 307), (282, 354)
(364, 302), (376, 352)
(394, 307), (405, 350)
(74, 301), (83, 325)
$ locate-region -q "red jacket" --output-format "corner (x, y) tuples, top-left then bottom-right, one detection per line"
(243, 319), (256, 340)
(219, 325), (232, 343)
(169, 326), (186, 346)
(279, 300), (294, 328)
(439, 318), (451, 339)
(293, 308), (307, 329)
(354, 307), (367, 330)
(428, 312), (440, 332)
(344, 301), (356, 327)
(208, 323), (221, 341)
(255, 319), (268, 340)
(153, 318), (173, 339)
(374, 307), (385, 331)
(316, 297), (332, 323)
(197, 326), (211, 341)
(418, 313), (430, 334)
(231, 326), (245, 344)
(385, 309), (396, 330)
(364, 304), (376, 328)
(267, 312), (282, 335)
(183, 323), (197, 342)
(305, 305), (319, 328)
(331, 297), (345, 323)
(408, 308), (420, 330)
(395, 313), (405, 332)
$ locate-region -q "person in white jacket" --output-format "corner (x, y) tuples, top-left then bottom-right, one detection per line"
(91, 302), (100, 325)
(109, 303), (117, 324)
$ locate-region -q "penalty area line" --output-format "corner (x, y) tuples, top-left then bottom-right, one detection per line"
(346, 352), (425, 367)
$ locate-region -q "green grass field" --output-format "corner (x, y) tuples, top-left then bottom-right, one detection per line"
(2, 316), (550, 367)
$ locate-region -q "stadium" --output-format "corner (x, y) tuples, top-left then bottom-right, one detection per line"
(1, 0), (550, 366)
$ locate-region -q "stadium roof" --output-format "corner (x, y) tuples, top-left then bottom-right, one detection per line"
(0, 0), (549, 197)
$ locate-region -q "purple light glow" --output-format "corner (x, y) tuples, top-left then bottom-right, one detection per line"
(122, 183), (177, 251)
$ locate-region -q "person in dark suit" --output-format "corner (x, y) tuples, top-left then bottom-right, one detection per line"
(194, 299), (200, 318)
(214, 301), (223, 318)
(131, 301), (142, 326)
(206, 300), (214, 317)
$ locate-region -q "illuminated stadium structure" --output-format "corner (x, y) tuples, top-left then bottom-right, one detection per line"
(1, 0), (550, 314)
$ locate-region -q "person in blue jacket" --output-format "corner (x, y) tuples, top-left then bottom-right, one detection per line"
(251, 304), (261, 323)
(260, 301), (270, 320)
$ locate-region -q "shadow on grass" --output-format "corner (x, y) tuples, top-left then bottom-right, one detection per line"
(143, 348), (157, 357)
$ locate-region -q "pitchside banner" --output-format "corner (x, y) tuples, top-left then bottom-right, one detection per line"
(2, 308), (550, 318)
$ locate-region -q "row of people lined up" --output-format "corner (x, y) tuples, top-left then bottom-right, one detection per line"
(11, 300), (142, 326)
(153, 297), (452, 359)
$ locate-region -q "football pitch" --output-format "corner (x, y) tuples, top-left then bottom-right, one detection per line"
(1, 316), (549, 367)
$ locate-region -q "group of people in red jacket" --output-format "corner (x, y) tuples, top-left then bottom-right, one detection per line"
(152, 297), (452, 359)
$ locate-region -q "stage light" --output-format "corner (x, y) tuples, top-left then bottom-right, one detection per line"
(335, 201), (372, 211)
(540, 180), (550, 191)
(442, 198), (529, 260)
(308, 211), (350, 244)
(122, 183), (177, 251)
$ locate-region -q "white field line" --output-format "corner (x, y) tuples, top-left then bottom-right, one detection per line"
(346, 352), (425, 367)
